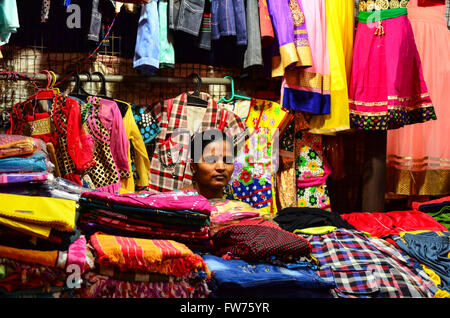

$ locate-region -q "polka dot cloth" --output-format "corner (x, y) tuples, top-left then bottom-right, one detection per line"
(131, 104), (161, 144)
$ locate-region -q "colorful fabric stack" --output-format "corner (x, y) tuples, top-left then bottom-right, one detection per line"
(0, 134), (50, 181)
(208, 198), (272, 236)
(82, 233), (210, 298)
(77, 190), (214, 250)
(0, 192), (91, 298)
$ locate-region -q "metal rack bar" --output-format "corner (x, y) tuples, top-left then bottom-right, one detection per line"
(0, 73), (233, 85)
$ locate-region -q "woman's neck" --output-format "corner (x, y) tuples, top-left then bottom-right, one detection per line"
(194, 183), (223, 200)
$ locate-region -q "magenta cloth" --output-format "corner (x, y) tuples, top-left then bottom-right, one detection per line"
(296, 161), (331, 188)
(87, 97), (130, 194)
(80, 190), (214, 215)
(348, 14), (436, 130)
(66, 236), (87, 274)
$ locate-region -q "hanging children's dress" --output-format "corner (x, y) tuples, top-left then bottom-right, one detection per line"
(229, 98), (291, 214)
(348, 0), (437, 130)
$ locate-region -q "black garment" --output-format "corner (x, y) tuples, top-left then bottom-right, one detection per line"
(273, 207), (356, 233)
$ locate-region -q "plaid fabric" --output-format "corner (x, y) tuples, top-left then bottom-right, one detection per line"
(212, 219), (312, 262)
(90, 233), (210, 277)
(303, 229), (437, 298)
(148, 92), (248, 192)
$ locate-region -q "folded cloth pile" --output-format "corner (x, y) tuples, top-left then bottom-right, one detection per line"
(208, 198), (272, 236)
(0, 135), (51, 174)
(0, 216), (91, 298)
(77, 190), (214, 250)
(203, 254), (335, 298)
(412, 196), (450, 230)
(81, 233), (211, 298)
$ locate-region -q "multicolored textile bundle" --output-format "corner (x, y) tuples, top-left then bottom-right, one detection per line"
(90, 233), (210, 277)
(78, 190), (213, 250)
(83, 233), (211, 298)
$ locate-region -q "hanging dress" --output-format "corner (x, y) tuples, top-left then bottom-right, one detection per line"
(280, 0), (331, 115)
(348, 0), (437, 130)
(229, 98), (291, 214)
(386, 0), (450, 195)
(308, 0), (354, 134)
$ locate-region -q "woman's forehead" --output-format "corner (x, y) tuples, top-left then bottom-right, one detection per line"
(203, 140), (233, 155)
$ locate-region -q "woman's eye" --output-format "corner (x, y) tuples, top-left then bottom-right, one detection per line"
(204, 156), (218, 163)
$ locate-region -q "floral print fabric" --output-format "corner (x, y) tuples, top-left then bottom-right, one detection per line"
(229, 99), (291, 214)
(295, 131), (331, 211)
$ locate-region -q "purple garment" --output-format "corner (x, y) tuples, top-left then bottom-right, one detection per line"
(267, 0), (310, 70)
(0, 172), (49, 184)
(80, 190), (214, 215)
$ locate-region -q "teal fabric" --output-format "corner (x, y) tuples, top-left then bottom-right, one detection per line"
(158, 0), (175, 68)
(0, 0), (19, 45)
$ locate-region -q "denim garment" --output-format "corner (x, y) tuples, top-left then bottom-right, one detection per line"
(243, 0), (263, 69)
(133, 1), (160, 75)
(394, 231), (450, 292)
(203, 254), (335, 298)
(176, 0), (205, 36)
(168, 0), (181, 30)
(211, 0), (247, 46)
(197, 0), (212, 50)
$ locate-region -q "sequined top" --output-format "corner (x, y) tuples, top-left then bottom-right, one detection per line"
(358, 0), (409, 11)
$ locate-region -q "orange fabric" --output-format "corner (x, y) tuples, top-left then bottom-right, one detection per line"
(0, 245), (58, 267)
(90, 233), (210, 277)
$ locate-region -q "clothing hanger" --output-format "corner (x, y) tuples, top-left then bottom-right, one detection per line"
(92, 71), (110, 98)
(48, 71), (60, 94)
(69, 71), (91, 102)
(186, 73), (209, 107)
(218, 76), (251, 103)
(92, 71), (129, 117)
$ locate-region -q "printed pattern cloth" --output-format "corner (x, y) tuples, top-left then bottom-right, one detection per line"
(82, 272), (210, 298)
(230, 98), (291, 214)
(0, 172), (49, 184)
(212, 218), (312, 262)
(148, 92), (248, 193)
(295, 132), (331, 210)
(90, 233), (210, 277)
(302, 229), (437, 298)
(131, 104), (160, 144)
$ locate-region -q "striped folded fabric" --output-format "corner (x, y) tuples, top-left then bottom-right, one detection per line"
(90, 233), (210, 277)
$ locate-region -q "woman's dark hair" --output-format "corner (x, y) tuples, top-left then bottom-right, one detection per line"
(190, 129), (235, 162)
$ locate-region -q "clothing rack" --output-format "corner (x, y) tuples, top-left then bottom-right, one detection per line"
(0, 72), (234, 85)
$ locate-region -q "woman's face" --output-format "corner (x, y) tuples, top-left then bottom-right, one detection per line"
(192, 140), (234, 189)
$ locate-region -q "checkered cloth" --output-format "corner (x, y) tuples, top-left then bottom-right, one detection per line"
(302, 229), (437, 298)
(212, 219), (312, 262)
(148, 92), (248, 192)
